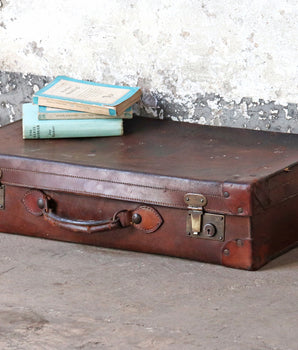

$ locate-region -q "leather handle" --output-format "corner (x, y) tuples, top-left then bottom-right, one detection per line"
(22, 190), (163, 234)
(42, 208), (124, 234)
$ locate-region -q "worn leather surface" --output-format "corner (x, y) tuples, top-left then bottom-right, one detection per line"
(0, 117), (298, 183)
(1, 118), (298, 216)
(0, 118), (297, 183)
(0, 185), (229, 266)
(221, 239), (253, 270)
(0, 161), (252, 215)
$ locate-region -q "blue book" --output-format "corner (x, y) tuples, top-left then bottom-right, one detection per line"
(33, 76), (141, 117)
(22, 103), (123, 139)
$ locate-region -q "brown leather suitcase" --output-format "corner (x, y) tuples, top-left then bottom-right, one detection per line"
(0, 117), (297, 270)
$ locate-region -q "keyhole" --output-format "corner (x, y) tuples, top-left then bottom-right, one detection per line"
(203, 223), (217, 237)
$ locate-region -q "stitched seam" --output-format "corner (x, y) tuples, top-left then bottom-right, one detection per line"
(3, 180), (187, 208)
(3, 179), (233, 207)
(135, 206), (162, 233)
(1, 167), (223, 198)
(4, 180), (243, 214)
(22, 190), (43, 216)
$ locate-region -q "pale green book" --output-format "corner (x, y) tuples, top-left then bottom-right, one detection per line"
(22, 103), (123, 139)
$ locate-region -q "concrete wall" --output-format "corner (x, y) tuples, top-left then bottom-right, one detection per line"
(0, 0), (297, 132)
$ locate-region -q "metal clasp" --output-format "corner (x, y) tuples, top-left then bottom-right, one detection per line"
(184, 193), (207, 234)
(185, 193), (225, 241)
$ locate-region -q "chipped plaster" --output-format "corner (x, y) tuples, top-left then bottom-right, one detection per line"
(0, 0), (297, 132)
(0, 72), (51, 126)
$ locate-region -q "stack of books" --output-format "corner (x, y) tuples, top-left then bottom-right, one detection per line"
(22, 76), (142, 139)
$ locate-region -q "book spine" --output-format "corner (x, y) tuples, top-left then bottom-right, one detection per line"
(38, 107), (133, 120)
(23, 119), (123, 139)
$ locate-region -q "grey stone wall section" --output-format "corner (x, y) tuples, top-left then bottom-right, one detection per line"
(140, 92), (298, 134)
(0, 71), (297, 133)
(0, 71), (51, 126)
(194, 95), (298, 133)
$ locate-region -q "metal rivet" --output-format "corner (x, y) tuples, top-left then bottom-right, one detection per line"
(0, 204), (3, 209)
(223, 191), (230, 198)
(132, 213), (142, 225)
(236, 239), (243, 247)
(200, 198), (205, 203)
(37, 198), (45, 209)
(223, 249), (230, 256)
(219, 236), (223, 241)
(238, 207), (243, 214)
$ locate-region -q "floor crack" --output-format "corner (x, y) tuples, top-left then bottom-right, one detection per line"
(0, 266), (16, 276)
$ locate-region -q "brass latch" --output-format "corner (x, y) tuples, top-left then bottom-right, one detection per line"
(185, 193), (225, 241)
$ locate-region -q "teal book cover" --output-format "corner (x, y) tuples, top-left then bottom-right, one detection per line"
(33, 76), (141, 116)
(38, 105), (133, 120)
(22, 103), (123, 139)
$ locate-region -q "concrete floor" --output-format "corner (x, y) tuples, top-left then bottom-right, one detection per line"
(0, 233), (297, 350)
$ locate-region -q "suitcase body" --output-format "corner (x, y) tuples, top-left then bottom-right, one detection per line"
(0, 117), (297, 270)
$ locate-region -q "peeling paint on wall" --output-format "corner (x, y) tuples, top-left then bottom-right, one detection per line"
(0, 1), (9, 10)
(1, 71), (296, 133)
(140, 91), (298, 133)
(0, 71), (51, 126)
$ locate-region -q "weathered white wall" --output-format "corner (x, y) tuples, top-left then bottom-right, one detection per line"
(0, 0), (297, 132)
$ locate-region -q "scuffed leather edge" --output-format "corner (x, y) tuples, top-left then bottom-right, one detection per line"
(221, 239), (254, 270)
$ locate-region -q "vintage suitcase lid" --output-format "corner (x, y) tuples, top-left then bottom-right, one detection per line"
(0, 118), (297, 216)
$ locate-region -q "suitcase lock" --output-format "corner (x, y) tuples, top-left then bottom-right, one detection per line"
(184, 193), (225, 241)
